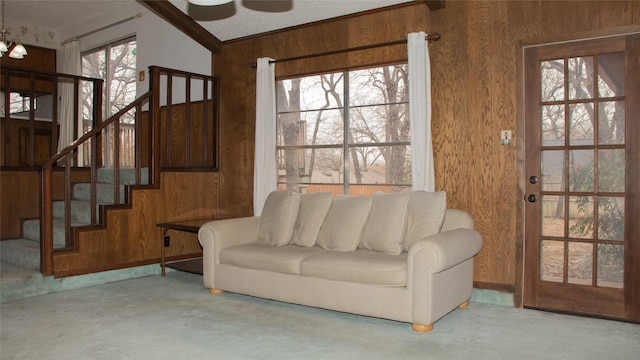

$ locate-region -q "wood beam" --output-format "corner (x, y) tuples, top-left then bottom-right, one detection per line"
(423, 1), (446, 11)
(139, 0), (223, 53)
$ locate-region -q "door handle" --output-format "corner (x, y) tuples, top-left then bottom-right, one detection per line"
(527, 194), (538, 203)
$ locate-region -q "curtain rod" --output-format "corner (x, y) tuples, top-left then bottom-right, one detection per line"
(61, 13), (143, 46)
(250, 33), (440, 68)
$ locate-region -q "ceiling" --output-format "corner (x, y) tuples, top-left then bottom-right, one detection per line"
(3, 0), (415, 43)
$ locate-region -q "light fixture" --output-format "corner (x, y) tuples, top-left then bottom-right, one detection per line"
(0, 0), (27, 59)
(188, 0), (233, 6)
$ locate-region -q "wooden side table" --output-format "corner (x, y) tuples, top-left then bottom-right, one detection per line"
(157, 218), (218, 276)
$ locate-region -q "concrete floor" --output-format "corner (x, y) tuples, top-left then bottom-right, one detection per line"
(2, 271), (639, 360)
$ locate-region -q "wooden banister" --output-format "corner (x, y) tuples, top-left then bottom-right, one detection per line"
(24, 65), (219, 277)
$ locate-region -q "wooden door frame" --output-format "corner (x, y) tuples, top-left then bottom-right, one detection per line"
(514, 26), (640, 309)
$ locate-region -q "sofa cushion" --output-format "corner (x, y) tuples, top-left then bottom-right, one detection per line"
(359, 192), (409, 255)
(290, 192), (333, 247)
(220, 242), (325, 275)
(257, 190), (300, 246)
(403, 191), (447, 252)
(301, 250), (407, 286)
(316, 195), (372, 252)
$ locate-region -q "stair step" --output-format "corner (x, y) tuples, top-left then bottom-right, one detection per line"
(97, 167), (149, 185)
(73, 183), (126, 204)
(0, 239), (40, 271)
(52, 200), (100, 224)
(8, 168), (150, 274)
(23, 219), (84, 248)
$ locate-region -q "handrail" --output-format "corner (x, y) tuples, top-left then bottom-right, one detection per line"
(42, 91), (153, 168)
(36, 65), (219, 277)
(1, 66), (103, 167)
(40, 91), (154, 275)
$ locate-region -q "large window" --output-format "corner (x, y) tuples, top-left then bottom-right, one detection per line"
(276, 64), (411, 195)
(81, 36), (137, 166)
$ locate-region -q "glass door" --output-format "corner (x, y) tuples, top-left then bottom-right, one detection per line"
(523, 34), (640, 321)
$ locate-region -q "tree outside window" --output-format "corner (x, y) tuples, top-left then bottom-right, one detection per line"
(81, 37), (137, 166)
(276, 64), (411, 195)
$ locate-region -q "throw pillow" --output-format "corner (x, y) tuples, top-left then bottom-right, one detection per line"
(359, 192), (410, 255)
(316, 195), (372, 252)
(257, 190), (301, 246)
(403, 191), (447, 252)
(290, 192), (334, 247)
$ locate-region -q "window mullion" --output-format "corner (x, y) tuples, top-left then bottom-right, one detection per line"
(343, 70), (350, 195)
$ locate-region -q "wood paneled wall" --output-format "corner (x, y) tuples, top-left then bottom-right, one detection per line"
(52, 171), (218, 277)
(213, 1), (640, 295)
(0, 169), (91, 240)
(0, 45), (56, 93)
(0, 118), (59, 167)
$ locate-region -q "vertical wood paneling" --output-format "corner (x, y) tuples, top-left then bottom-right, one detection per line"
(427, 2), (471, 212)
(52, 172), (218, 276)
(214, 0), (640, 292)
(466, 0), (504, 285)
(599, 0), (634, 28)
(541, 1), (579, 36)
(577, 1), (602, 32)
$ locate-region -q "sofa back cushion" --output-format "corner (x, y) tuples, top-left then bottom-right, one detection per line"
(316, 195), (372, 251)
(290, 192), (334, 247)
(359, 192), (409, 255)
(403, 191), (447, 252)
(257, 190), (300, 246)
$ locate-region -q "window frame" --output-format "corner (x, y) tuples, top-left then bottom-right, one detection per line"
(276, 63), (411, 195)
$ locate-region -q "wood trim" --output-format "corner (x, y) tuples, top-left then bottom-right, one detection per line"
(140, 0), (222, 53)
(474, 281), (515, 293)
(51, 258), (160, 279)
(520, 24), (640, 48)
(423, 1), (446, 11)
(514, 40), (527, 308)
(625, 33), (640, 321)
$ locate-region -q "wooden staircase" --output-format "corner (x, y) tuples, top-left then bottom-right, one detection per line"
(1, 66), (220, 278)
(0, 168), (148, 270)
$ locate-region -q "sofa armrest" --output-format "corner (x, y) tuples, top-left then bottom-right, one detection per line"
(198, 216), (260, 290)
(198, 216), (261, 260)
(407, 228), (482, 326)
(407, 228), (482, 275)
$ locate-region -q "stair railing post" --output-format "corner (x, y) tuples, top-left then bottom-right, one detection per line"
(64, 153), (73, 247)
(113, 117), (121, 205)
(150, 66), (161, 185)
(41, 165), (54, 276)
(3, 70), (12, 166)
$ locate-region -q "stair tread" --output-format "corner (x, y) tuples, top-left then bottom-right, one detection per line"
(0, 239), (40, 271)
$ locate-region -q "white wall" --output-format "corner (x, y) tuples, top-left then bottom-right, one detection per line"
(55, 2), (212, 101)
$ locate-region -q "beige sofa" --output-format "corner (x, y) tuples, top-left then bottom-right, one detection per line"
(198, 190), (482, 332)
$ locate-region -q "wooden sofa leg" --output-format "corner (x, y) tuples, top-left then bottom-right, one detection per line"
(209, 288), (225, 295)
(412, 323), (434, 333)
(458, 300), (470, 309)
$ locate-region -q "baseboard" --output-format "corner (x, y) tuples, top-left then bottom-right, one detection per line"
(1, 263), (164, 303)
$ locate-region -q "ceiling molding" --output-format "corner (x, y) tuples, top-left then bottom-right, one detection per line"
(139, 0), (223, 53)
(423, 1), (446, 11)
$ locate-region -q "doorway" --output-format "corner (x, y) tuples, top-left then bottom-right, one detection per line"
(523, 34), (639, 321)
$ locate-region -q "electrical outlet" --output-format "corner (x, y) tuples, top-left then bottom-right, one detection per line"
(139, 70), (145, 81)
(164, 236), (170, 247)
(500, 130), (512, 146)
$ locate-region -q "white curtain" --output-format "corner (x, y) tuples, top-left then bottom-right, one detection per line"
(253, 57), (277, 215)
(408, 32), (435, 192)
(57, 40), (82, 163)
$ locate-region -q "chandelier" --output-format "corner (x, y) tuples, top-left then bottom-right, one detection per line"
(0, 0), (27, 59)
